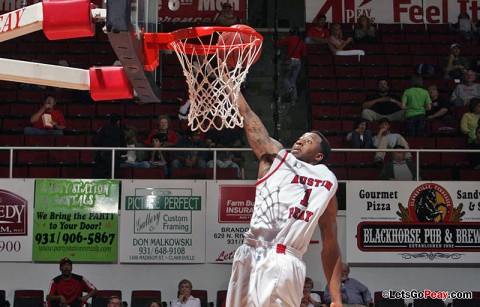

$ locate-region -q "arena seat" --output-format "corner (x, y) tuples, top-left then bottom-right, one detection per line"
(130, 290), (162, 307)
(13, 289), (44, 307)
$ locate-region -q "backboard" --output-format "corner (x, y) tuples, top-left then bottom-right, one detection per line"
(106, 0), (161, 102)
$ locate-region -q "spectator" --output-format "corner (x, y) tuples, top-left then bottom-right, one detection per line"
(427, 84), (456, 133)
(25, 94), (66, 135)
(373, 117), (412, 164)
(346, 118), (373, 148)
(214, 2), (240, 26)
(145, 115), (179, 147)
(401, 74), (432, 137)
(149, 134), (167, 166)
(92, 113), (126, 178)
(171, 129), (208, 169)
(361, 79), (404, 121)
(443, 43), (469, 81)
(46, 258), (96, 307)
(460, 98), (480, 143)
(300, 277), (325, 307)
(451, 12), (477, 42)
(467, 126), (480, 169)
(354, 15), (376, 43)
(275, 26), (306, 103)
(379, 145), (418, 180)
(106, 296), (122, 307)
(305, 14), (330, 44)
(450, 70), (480, 107)
(324, 263), (373, 306)
(328, 23), (365, 57)
(147, 299), (162, 307)
(120, 126), (150, 169)
(170, 279), (201, 307)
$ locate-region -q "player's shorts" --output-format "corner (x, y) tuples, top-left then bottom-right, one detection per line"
(226, 238), (306, 307)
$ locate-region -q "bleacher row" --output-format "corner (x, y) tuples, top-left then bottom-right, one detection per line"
(305, 23), (480, 181)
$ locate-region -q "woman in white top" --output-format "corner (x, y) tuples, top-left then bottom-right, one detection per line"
(328, 23), (365, 59)
(170, 279), (201, 307)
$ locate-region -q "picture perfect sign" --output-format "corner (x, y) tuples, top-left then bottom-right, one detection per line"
(347, 182), (480, 264)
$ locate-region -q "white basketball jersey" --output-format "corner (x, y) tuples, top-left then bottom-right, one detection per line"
(245, 149), (338, 254)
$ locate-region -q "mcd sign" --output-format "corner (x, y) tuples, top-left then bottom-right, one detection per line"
(307, 0), (479, 24)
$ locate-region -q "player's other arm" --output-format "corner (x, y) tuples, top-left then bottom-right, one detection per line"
(237, 91), (283, 160)
(319, 196), (342, 307)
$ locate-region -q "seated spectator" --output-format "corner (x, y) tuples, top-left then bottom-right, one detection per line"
(305, 14), (330, 44)
(171, 129), (208, 169)
(300, 277), (325, 307)
(443, 43), (469, 81)
(145, 115), (179, 147)
(427, 84), (456, 133)
(362, 79), (404, 121)
(379, 145), (418, 180)
(170, 279), (201, 307)
(460, 98), (480, 143)
(92, 113), (126, 178)
(120, 126), (150, 169)
(328, 23), (365, 57)
(324, 263), (373, 306)
(346, 118), (373, 148)
(107, 296), (122, 307)
(214, 2), (241, 26)
(450, 70), (480, 107)
(451, 12), (477, 42)
(25, 94), (66, 135)
(147, 299), (162, 307)
(149, 134), (167, 166)
(401, 74), (432, 137)
(373, 117), (412, 164)
(467, 126), (480, 169)
(354, 15), (376, 43)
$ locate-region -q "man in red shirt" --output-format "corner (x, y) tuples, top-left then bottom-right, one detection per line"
(47, 258), (97, 307)
(25, 94), (66, 135)
(275, 27), (307, 103)
(306, 14), (330, 44)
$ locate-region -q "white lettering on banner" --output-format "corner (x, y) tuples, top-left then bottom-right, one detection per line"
(198, 0), (239, 11)
(0, 205), (24, 223)
(0, 7), (25, 34)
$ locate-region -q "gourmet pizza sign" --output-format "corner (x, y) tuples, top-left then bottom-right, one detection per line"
(347, 182), (480, 264)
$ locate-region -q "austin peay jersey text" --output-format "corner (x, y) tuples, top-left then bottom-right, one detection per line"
(245, 149), (338, 254)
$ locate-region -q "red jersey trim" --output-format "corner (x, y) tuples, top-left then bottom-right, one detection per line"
(255, 150), (288, 186)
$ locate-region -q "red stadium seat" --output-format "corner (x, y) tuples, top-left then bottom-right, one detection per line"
(348, 167), (379, 180)
(311, 105), (339, 119)
(309, 91), (337, 104)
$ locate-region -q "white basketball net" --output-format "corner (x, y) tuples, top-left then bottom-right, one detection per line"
(169, 28), (263, 132)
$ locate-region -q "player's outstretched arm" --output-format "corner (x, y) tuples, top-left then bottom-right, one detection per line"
(237, 91), (283, 160)
(319, 196), (342, 307)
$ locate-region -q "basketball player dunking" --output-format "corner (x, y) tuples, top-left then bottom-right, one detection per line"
(225, 91), (342, 307)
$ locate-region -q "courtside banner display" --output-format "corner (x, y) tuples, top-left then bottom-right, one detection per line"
(346, 181), (480, 264)
(158, 0), (246, 23)
(306, 0), (472, 24)
(32, 179), (119, 263)
(0, 0), (104, 13)
(206, 182), (255, 263)
(120, 180), (205, 263)
(0, 180), (34, 262)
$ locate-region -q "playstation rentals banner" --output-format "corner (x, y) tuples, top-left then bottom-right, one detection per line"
(346, 182), (480, 264)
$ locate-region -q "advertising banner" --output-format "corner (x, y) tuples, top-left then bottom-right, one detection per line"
(205, 182), (255, 263)
(120, 180), (206, 263)
(33, 179), (119, 262)
(158, 0), (247, 23)
(0, 180), (35, 262)
(346, 181), (480, 264)
(306, 0), (476, 24)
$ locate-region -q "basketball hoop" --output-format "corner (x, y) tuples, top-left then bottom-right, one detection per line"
(144, 25), (263, 132)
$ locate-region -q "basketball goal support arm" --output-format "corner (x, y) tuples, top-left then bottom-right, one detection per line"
(0, 0), (134, 101)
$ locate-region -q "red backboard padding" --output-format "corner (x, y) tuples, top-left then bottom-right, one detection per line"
(42, 0), (95, 40)
(89, 67), (134, 101)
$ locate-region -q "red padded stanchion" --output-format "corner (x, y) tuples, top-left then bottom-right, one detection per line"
(42, 0), (95, 40)
(89, 67), (134, 101)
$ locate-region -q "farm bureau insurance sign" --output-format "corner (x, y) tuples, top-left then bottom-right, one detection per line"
(347, 182), (480, 264)
(33, 179), (119, 262)
(120, 180), (205, 263)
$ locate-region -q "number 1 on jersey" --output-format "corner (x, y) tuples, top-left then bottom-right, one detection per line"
(300, 189), (312, 207)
